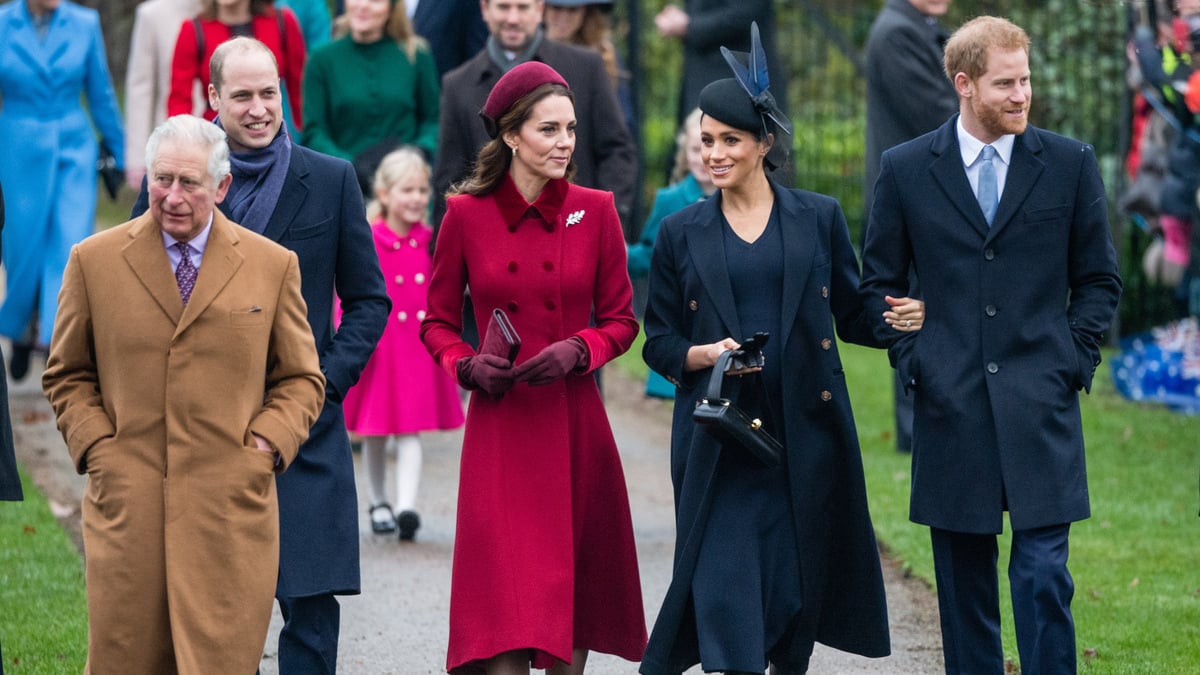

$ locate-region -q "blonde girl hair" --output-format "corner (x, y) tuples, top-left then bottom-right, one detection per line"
(366, 146), (431, 222)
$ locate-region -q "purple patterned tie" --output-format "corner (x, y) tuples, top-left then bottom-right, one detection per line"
(175, 242), (197, 305)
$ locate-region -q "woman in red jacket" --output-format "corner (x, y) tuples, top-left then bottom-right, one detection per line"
(420, 62), (646, 674)
(168, 0), (305, 131)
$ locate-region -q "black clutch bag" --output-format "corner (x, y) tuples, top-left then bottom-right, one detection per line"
(480, 308), (521, 363)
(97, 140), (123, 202)
(692, 349), (782, 467)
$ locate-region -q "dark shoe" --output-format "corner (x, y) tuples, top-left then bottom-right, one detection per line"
(369, 503), (396, 534)
(8, 342), (32, 381)
(397, 510), (420, 541)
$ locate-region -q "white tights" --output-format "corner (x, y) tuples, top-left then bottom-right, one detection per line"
(362, 434), (423, 513)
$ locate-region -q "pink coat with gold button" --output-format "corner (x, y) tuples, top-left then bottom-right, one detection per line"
(341, 220), (463, 435)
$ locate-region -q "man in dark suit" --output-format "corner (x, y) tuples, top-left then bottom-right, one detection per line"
(861, 16), (1121, 675)
(864, 0), (958, 453)
(412, 0), (488, 80)
(654, 0), (780, 126)
(433, 0), (637, 239)
(134, 37), (390, 673)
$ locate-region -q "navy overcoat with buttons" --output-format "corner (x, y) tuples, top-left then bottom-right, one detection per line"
(641, 182), (890, 672)
(134, 143), (391, 597)
(860, 117), (1121, 535)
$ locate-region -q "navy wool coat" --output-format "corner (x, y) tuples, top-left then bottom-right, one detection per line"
(861, 117), (1122, 535)
(641, 183), (890, 672)
(134, 143), (391, 595)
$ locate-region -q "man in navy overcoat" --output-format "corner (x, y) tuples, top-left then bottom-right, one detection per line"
(861, 17), (1121, 674)
(134, 38), (389, 672)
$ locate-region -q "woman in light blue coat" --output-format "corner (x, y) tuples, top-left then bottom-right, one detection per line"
(0, 0), (124, 372)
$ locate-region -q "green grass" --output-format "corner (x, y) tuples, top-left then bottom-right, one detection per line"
(617, 334), (1200, 672)
(0, 470), (88, 672)
(842, 340), (1200, 673)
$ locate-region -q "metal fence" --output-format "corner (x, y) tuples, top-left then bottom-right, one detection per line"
(620, 0), (1168, 336)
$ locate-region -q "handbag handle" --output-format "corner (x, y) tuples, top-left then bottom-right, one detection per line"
(704, 350), (736, 401)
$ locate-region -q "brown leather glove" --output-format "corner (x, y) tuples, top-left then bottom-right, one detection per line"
(513, 337), (588, 386)
(456, 354), (517, 396)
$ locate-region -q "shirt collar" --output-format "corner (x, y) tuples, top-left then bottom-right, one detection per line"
(957, 116), (1015, 167)
(163, 214), (214, 254)
(494, 173), (569, 232)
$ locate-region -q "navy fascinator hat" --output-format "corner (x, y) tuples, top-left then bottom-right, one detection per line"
(698, 22), (793, 171)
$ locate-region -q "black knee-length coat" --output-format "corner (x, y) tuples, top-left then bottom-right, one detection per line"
(640, 183), (890, 673)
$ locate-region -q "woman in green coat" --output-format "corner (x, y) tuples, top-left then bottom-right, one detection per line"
(301, 0), (439, 194)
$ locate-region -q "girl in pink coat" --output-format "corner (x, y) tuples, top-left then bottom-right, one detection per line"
(342, 147), (464, 540)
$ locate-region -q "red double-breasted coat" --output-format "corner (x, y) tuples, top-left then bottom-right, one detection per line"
(421, 176), (646, 672)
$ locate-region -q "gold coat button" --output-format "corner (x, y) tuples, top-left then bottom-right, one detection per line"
(820, 390), (832, 402)
(821, 286), (829, 298)
(821, 338), (832, 350)
(688, 300), (699, 311)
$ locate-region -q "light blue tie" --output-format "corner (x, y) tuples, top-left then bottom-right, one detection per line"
(977, 145), (998, 226)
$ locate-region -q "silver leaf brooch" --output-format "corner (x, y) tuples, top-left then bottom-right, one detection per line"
(565, 210), (585, 227)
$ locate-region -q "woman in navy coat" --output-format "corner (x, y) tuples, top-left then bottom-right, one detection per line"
(640, 69), (922, 673)
(0, 0), (124, 374)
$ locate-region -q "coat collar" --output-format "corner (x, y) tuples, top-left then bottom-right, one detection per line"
(258, 140), (312, 242)
(123, 210), (245, 336)
(928, 115), (1045, 240)
(680, 179), (816, 348)
(6, 0), (73, 82)
(493, 173), (569, 231)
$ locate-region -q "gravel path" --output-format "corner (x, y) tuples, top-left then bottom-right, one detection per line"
(11, 358), (943, 673)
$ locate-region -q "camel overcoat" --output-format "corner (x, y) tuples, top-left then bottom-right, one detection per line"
(42, 211), (325, 674)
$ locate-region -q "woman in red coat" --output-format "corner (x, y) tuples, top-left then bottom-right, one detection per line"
(421, 62), (646, 674)
(168, 0), (305, 131)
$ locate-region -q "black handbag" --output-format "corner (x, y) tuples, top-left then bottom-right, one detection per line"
(692, 349), (782, 467)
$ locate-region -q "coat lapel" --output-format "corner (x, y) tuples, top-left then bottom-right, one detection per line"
(987, 128), (1045, 240)
(6, 3), (53, 82)
(40, 6), (73, 74)
(683, 196), (741, 337)
(775, 186), (816, 352)
(122, 214), (187, 322)
(928, 119), (991, 238)
(259, 142), (310, 243)
(175, 213), (244, 337)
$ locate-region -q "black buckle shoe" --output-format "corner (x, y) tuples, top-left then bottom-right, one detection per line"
(369, 503), (396, 534)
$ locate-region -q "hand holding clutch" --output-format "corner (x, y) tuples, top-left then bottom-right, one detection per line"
(481, 308), (521, 362)
(457, 354), (517, 396)
(513, 337), (588, 386)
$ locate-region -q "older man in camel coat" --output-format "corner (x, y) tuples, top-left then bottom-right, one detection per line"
(42, 115), (325, 674)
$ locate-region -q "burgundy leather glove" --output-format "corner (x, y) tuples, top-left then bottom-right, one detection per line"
(513, 337), (589, 386)
(456, 354), (517, 396)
